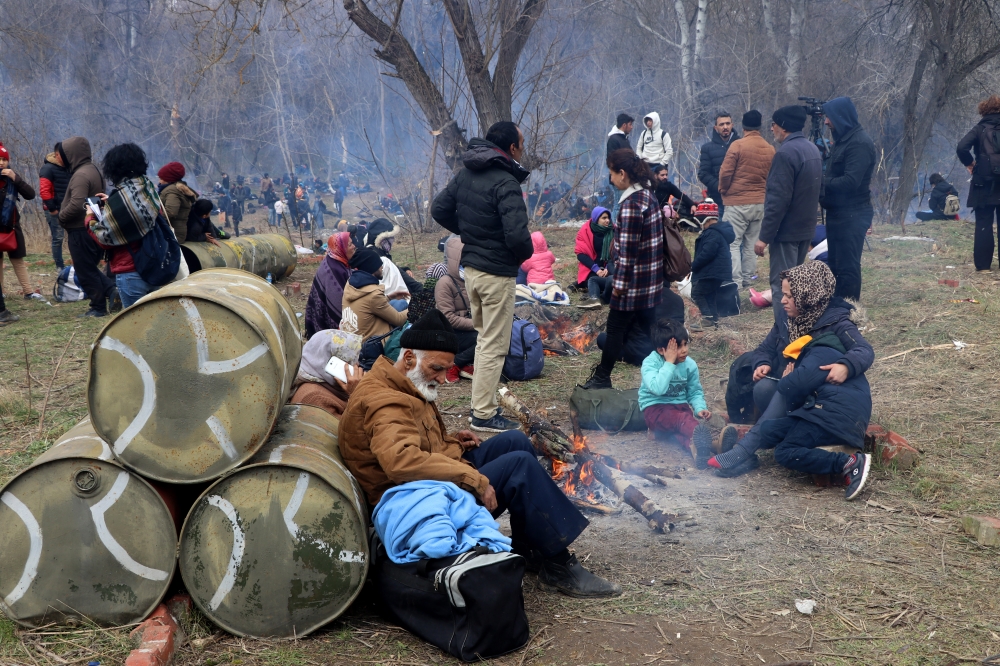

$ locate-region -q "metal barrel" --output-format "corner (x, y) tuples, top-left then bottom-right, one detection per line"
(88, 269), (302, 484)
(181, 234), (297, 280)
(0, 419), (177, 628)
(178, 405), (369, 638)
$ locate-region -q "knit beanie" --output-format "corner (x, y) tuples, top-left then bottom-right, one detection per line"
(772, 106), (807, 133)
(158, 161), (185, 183)
(350, 247), (383, 274)
(0, 143), (9, 160)
(742, 110), (762, 130)
(399, 309), (458, 354)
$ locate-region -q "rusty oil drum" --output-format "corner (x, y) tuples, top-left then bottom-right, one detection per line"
(88, 269), (302, 484)
(178, 405), (368, 638)
(181, 233), (297, 280)
(0, 419), (176, 628)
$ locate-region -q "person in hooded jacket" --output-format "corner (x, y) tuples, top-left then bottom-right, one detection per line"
(819, 97), (876, 301)
(956, 94), (1000, 271)
(340, 247), (408, 340)
(435, 235), (478, 382)
(359, 217), (417, 309)
(158, 162), (196, 243)
(58, 136), (116, 317)
(636, 112), (674, 169)
(520, 231), (557, 284)
(690, 212), (736, 325)
(575, 206), (614, 307)
(915, 173), (960, 221)
(432, 121), (533, 433)
(39, 144), (70, 269)
(699, 111), (740, 221)
(305, 232), (355, 337)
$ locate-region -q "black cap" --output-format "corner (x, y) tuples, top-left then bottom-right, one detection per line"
(399, 309), (458, 354)
(772, 105), (807, 132)
(350, 247), (383, 274)
(742, 110), (762, 129)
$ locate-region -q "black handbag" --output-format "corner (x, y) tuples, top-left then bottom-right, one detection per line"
(377, 546), (530, 662)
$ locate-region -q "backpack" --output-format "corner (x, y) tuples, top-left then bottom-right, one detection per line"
(725, 351), (757, 424)
(377, 545), (529, 662)
(126, 213), (182, 287)
(662, 217), (692, 282)
(977, 123), (1000, 181)
(502, 317), (543, 381)
(569, 386), (645, 432)
(53, 266), (86, 302)
(943, 194), (961, 217)
(358, 329), (396, 371)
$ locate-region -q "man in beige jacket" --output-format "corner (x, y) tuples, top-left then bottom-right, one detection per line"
(718, 110), (775, 287)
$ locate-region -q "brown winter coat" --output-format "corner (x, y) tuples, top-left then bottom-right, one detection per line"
(339, 356), (489, 506)
(58, 137), (105, 230)
(339, 280), (408, 339)
(434, 236), (475, 331)
(718, 130), (776, 206)
(159, 181), (197, 243)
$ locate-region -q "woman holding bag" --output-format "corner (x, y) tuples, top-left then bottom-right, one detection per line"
(0, 142), (43, 302)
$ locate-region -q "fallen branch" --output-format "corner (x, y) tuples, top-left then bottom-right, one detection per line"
(498, 386), (576, 461)
(878, 342), (973, 362)
(37, 332), (76, 438)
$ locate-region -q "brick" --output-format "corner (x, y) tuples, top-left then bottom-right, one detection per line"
(125, 596), (185, 666)
(291, 281), (301, 295)
(962, 515), (1000, 546)
(864, 425), (920, 470)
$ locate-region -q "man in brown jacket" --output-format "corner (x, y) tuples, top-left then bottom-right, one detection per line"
(340, 247), (408, 339)
(58, 136), (116, 317)
(339, 310), (621, 598)
(718, 110), (775, 287)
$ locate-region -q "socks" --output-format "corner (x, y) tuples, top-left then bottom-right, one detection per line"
(710, 442), (754, 469)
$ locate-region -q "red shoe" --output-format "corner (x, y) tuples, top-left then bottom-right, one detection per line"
(445, 366), (461, 383)
(459, 365), (475, 380)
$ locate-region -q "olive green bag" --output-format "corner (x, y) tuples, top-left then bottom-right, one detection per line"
(569, 386), (646, 432)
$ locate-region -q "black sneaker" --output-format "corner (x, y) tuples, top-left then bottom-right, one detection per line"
(108, 287), (123, 313)
(0, 309), (20, 326)
(470, 409), (520, 433)
(539, 554), (622, 598)
(843, 452), (871, 501)
(78, 308), (108, 318)
(719, 425), (739, 453)
(692, 424), (713, 470)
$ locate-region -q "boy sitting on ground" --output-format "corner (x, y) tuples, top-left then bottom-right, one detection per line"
(639, 319), (714, 469)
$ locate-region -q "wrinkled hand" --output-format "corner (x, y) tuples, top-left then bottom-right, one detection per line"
(697, 409), (712, 419)
(754, 240), (768, 257)
(455, 430), (481, 451)
(782, 362), (795, 377)
(753, 364), (772, 382)
(481, 484), (498, 512)
(338, 364), (365, 395)
(658, 338), (679, 364)
(819, 363), (849, 385)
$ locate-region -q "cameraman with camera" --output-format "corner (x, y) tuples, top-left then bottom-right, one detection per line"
(819, 97), (876, 301)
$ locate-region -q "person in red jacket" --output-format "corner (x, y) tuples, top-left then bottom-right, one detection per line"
(39, 144), (70, 269)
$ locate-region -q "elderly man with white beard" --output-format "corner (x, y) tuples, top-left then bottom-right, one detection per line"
(338, 309), (621, 598)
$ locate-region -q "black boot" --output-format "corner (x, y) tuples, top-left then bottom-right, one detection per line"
(539, 554), (622, 598)
(579, 365), (612, 390)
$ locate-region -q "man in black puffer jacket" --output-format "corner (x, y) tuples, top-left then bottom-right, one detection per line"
(698, 111), (740, 220)
(432, 122), (533, 433)
(820, 97), (876, 302)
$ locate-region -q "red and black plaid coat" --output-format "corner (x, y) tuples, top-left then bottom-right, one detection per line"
(611, 187), (664, 311)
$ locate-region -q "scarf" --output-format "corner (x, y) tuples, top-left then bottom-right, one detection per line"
(0, 178), (16, 231)
(589, 207), (612, 263)
(782, 261), (837, 340)
(327, 232), (353, 266)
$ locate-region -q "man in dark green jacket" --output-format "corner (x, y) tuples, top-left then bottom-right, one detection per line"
(431, 122), (533, 433)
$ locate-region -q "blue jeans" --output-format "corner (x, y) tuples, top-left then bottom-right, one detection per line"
(116, 272), (157, 308)
(610, 186), (625, 224)
(45, 212), (65, 268)
(760, 417), (855, 475)
(587, 274), (611, 299)
(389, 298), (409, 312)
(268, 207), (277, 227)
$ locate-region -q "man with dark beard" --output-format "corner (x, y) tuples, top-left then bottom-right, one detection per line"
(338, 309), (621, 598)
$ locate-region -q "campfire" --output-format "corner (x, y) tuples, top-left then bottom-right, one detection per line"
(537, 319), (599, 356)
(548, 436), (621, 513)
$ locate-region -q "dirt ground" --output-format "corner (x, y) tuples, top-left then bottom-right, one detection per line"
(2, 208), (1000, 665)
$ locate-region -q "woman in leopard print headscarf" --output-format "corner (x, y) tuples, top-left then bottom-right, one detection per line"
(781, 261), (837, 341)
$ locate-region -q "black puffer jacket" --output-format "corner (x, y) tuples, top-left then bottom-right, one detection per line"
(691, 220), (736, 282)
(698, 128), (739, 202)
(431, 139), (532, 277)
(928, 179), (959, 216)
(956, 113), (1000, 208)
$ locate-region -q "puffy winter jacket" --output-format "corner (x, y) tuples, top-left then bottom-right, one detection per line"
(698, 128), (740, 203)
(38, 152), (70, 214)
(718, 130), (775, 206)
(160, 181), (197, 243)
(434, 236), (475, 331)
(58, 137), (105, 230)
(691, 221), (736, 283)
(636, 112), (673, 166)
(520, 232), (556, 283)
(820, 98), (876, 211)
(431, 138), (533, 277)
(956, 113), (1000, 208)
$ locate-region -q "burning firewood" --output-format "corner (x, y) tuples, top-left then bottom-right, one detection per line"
(498, 386), (576, 461)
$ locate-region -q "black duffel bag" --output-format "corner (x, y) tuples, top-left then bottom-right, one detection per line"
(377, 546), (529, 661)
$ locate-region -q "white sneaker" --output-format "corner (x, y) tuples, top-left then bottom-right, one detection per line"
(26, 292), (45, 301)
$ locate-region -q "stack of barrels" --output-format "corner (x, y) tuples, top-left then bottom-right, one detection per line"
(0, 269), (369, 638)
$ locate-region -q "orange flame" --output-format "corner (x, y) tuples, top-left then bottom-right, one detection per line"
(551, 459), (569, 480)
(578, 460), (595, 486)
(536, 316), (599, 354)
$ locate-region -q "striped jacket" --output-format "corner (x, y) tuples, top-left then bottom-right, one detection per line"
(611, 186), (663, 311)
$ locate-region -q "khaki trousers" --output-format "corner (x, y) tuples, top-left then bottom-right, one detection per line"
(723, 203), (764, 286)
(465, 267), (515, 420)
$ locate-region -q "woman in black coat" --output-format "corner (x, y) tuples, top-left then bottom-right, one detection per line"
(956, 94), (1000, 270)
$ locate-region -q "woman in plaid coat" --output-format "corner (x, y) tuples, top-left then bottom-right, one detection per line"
(582, 149), (664, 389)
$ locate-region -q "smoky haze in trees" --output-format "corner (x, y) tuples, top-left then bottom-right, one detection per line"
(0, 0), (997, 223)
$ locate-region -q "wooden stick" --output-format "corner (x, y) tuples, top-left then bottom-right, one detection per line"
(37, 332), (76, 437)
(498, 386), (576, 461)
(580, 452), (678, 532)
(878, 342), (974, 362)
(23, 338), (32, 416)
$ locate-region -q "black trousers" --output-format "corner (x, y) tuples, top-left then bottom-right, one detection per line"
(454, 329), (478, 367)
(758, 417), (855, 475)
(66, 228), (115, 312)
(691, 278), (721, 321)
(463, 431), (588, 557)
(0, 280), (5, 311)
(826, 208), (873, 301)
(596, 306), (657, 377)
(974, 206), (1000, 270)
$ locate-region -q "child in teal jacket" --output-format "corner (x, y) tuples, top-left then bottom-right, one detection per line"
(639, 319), (714, 468)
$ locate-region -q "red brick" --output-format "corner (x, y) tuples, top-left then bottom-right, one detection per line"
(125, 596), (184, 666)
(962, 515), (1000, 546)
(291, 281), (301, 295)
(864, 425), (920, 470)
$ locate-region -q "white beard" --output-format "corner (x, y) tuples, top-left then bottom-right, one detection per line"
(406, 365), (439, 402)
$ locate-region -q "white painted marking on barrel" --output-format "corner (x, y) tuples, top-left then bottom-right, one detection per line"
(1, 492), (42, 606)
(282, 472), (310, 537)
(99, 337), (155, 455)
(296, 420), (337, 441)
(206, 416), (239, 459)
(239, 298), (287, 388)
(54, 436), (115, 461)
(180, 297), (269, 374)
(90, 472), (169, 581)
(206, 495), (245, 611)
(338, 551), (365, 563)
